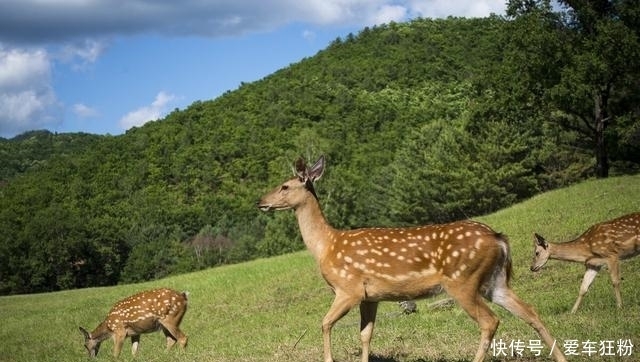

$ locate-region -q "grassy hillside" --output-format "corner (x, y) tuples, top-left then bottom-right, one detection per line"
(1, 175), (638, 362)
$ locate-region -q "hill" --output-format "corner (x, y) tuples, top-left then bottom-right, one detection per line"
(1, 15), (639, 294)
(0, 174), (638, 362)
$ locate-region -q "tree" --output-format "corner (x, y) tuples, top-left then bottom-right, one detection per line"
(508, 0), (640, 177)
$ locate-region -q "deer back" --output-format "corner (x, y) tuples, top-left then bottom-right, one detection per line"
(322, 221), (510, 301)
(105, 288), (187, 333)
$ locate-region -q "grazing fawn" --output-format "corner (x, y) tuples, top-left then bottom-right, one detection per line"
(79, 288), (188, 358)
(532, 212), (640, 313)
(257, 155), (566, 362)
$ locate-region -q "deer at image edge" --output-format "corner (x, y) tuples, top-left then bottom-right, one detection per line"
(532, 212), (640, 313)
(79, 288), (188, 358)
(257, 155), (566, 362)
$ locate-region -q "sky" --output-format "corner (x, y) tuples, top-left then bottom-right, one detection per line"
(0, 0), (506, 139)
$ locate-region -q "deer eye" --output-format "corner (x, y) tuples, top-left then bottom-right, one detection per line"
(281, 185), (289, 191)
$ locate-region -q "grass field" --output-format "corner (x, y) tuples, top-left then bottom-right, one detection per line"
(1, 174), (639, 362)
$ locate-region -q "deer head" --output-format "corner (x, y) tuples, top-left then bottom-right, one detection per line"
(531, 233), (550, 272)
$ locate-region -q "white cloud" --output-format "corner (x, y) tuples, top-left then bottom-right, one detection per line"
(302, 29), (316, 41)
(57, 39), (108, 69)
(118, 91), (175, 131)
(407, 0), (505, 19)
(371, 5), (408, 25)
(72, 103), (98, 118)
(0, 47), (61, 137)
(0, 1), (505, 45)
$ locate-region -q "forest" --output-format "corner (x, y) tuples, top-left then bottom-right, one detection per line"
(1, 0), (639, 295)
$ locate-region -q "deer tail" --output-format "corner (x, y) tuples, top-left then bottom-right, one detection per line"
(496, 232), (513, 286)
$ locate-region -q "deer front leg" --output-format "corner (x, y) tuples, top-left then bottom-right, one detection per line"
(112, 330), (126, 357)
(322, 293), (359, 362)
(359, 301), (379, 362)
(606, 257), (623, 308)
(572, 266), (600, 313)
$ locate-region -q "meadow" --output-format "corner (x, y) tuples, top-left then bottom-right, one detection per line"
(1, 174), (638, 362)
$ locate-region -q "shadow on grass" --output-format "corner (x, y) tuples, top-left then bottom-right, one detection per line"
(369, 355), (545, 362)
(368, 355), (471, 362)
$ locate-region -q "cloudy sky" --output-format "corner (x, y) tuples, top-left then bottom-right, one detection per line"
(0, 0), (506, 138)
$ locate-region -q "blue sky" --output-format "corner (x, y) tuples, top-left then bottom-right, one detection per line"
(0, 0), (506, 139)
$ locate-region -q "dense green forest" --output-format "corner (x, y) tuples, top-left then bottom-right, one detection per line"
(1, 1), (639, 295)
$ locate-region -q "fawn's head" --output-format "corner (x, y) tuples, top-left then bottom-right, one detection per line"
(531, 233), (551, 272)
(79, 327), (100, 358)
(258, 155), (325, 212)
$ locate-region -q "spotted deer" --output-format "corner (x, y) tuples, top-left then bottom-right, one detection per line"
(531, 212), (640, 313)
(79, 288), (188, 358)
(257, 155), (566, 362)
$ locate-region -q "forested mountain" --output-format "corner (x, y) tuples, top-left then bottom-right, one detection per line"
(2, 4), (639, 295)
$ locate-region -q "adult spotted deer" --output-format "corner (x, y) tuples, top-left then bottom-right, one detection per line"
(531, 212), (640, 313)
(257, 155), (566, 362)
(79, 288), (188, 358)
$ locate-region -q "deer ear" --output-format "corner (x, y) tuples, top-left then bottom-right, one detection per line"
(79, 326), (90, 339)
(534, 233), (548, 249)
(294, 157), (307, 180)
(307, 155), (325, 181)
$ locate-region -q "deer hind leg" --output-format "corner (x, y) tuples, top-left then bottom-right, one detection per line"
(162, 327), (177, 349)
(606, 257), (622, 308)
(491, 286), (567, 362)
(359, 301), (379, 362)
(572, 266), (600, 313)
(445, 284), (499, 362)
(159, 319), (188, 349)
(322, 293), (360, 362)
(131, 335), (141, 355)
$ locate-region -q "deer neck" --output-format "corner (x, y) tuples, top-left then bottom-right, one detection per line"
(294, 196), (336, 262)
(548, 239), (593, 263)
(90, 321), (113, 342)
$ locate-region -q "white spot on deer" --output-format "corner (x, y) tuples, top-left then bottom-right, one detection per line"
(344, 256), (353, 264)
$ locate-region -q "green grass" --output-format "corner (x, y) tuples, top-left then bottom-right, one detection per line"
(1, 174), (639, 362)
